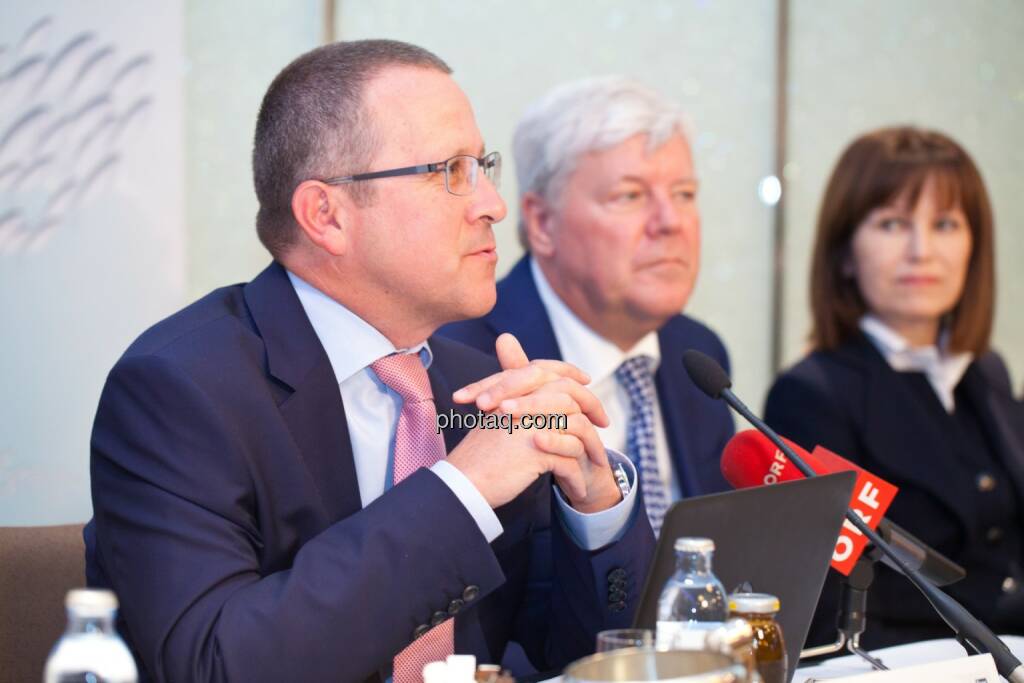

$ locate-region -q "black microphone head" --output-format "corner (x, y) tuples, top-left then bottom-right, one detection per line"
(683, 349), (732, 399)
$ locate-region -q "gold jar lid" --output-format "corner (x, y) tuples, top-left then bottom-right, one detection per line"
(728, 592), (780, 614)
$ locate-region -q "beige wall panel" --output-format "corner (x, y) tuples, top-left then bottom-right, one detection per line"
(186, 0), (322, 298)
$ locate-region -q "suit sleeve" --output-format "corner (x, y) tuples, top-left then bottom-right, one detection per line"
(511, 486), (655, 669)
(90, 354), (506, 683)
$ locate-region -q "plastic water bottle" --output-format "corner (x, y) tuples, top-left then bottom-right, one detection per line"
(44, 589), (138, 683)
(656, 537), (728, 650)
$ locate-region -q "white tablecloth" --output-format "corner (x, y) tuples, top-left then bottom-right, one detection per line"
(795, 636), (1024, 681)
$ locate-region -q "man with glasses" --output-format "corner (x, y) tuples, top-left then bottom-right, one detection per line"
(442, 78), (735, 537)
(85, 41), (653, 683)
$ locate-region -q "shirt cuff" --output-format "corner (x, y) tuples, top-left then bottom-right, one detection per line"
(430, 460), (504, 543)
(553, 448), (638, 551)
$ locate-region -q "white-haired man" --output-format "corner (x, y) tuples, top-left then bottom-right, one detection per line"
(441, 77), (734, 535)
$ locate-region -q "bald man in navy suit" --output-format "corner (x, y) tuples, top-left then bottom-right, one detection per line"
(85, 44), (654, 682)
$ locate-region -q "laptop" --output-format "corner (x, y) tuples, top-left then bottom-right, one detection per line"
(633, 471), (857, 682)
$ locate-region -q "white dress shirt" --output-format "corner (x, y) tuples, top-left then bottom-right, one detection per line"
(530, 259), (682, 501)
(860, 314), (973, 414)
(287, 271), (637, 550)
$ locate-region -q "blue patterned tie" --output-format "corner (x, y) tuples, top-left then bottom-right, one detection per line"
(616, 356), (670, 535)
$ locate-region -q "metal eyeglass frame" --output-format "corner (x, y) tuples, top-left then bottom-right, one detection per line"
(321, 151), (501, 196)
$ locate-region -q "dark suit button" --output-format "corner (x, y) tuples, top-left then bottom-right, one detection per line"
(607, 568), (627, 583)
(609, 600), (627, 613)
(977, 473), (997, 492)
(462, 585), (480, 602)
(987, 527), (1004, 543)
(447, 598), (465, 615)
(413, 624), (431, 639)
(430, 610), (448, 626)
(1003, 577), (1019, 594)
(608, 589), (627, 604)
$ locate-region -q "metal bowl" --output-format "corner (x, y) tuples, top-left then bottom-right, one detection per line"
(563, 647), (749, 683)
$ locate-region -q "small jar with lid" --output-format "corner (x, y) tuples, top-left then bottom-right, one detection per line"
(728, 592), (787, 683)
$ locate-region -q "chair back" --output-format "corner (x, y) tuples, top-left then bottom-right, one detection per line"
(0, 523), (86, 683)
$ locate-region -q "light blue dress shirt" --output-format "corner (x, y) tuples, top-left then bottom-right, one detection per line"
(287, 271), (638, 550)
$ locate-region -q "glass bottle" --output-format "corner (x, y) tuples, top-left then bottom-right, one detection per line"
(656, 537), (728, 650)
(44, 589), (138, 683)
(728, 592), (787, 683)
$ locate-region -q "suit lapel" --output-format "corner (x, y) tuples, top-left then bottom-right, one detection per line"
(850, 340), (980, 532)
(428, 360), (470, 455)
(243, 262), (363, 523)
(653, 331), (698, 496)
(487, 256), (562, 361)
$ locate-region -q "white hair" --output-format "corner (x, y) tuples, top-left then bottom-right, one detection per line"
(513, 76), (694, 249)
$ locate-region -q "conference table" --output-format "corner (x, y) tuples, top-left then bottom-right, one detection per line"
(794, 635), (1024, 681)
(534, 635), (1024, 682)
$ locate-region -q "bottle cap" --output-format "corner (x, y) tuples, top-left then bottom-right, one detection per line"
(728, 592), (781, 614)
(674, 537), (715, 553)
(423, 661), (448, 683)
(65, 589), (118, 616)
(446, 654), (476, 682)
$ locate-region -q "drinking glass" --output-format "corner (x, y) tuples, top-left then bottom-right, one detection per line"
(595, 628), (655, 652)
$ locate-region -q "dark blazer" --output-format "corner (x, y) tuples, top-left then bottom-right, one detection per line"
(765, 336), (1024, 648)
(439, 256), (734, 498)
(85, 262), (655, 683)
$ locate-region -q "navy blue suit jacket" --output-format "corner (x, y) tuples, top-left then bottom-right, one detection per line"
(85, 262), (654, 682)
(765, 337), (1024, 647)
(439, 256), (734, 498)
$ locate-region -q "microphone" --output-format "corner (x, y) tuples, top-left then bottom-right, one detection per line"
(721, 430), (965, 586)
(683, 349), (1024, 682)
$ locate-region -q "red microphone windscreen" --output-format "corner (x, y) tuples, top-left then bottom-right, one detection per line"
(720, 429), (900, 575)
(720, 429), (819, 488)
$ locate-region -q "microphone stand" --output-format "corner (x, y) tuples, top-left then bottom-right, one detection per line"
(717, 383), (1024, 682)
(801, 549), (889, 670)
(841, 550), (889, 671)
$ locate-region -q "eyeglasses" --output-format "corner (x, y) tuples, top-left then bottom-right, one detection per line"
(322, 151), (501, 196)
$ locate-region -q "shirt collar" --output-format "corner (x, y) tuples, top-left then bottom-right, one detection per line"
(530, 258), (660, 384)
(859, 314), (972, 413)
(287, 270), (432, 384)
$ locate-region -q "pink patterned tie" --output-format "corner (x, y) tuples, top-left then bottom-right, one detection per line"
(371, 353), (454, 683)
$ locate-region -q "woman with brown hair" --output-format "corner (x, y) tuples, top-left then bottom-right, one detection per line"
(765, 126), (1024, 649)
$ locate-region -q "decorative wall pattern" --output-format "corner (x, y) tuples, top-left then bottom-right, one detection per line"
(0, 3), (184, 525)
(0, 16), (156, 254)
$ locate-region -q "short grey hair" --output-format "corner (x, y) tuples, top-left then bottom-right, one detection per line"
(512, 76), (693, 250)
(253, 40), (451, 258)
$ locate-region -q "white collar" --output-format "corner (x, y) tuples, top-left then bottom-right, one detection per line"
(287, 270), (432, 384)
(530, 258), (661, 384)
(859, 314), (972, 413)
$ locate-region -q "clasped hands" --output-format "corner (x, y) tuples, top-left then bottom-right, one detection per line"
(445, 333), (622, 514)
